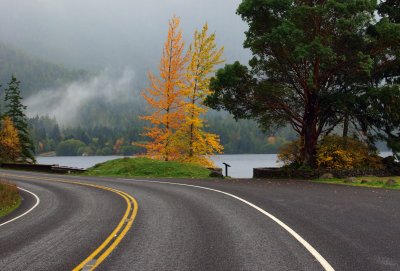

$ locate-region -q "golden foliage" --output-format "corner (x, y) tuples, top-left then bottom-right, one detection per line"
(0, 117), (21, 162)
(140, 18), (224, 167)
(317, 135), (383, 169)
(177, 23), (224, 166)
(140, 16), (188, 161)
(317, 147), (355, 169)
(174, 128), (223, 167)
(278, 135), (384, 170)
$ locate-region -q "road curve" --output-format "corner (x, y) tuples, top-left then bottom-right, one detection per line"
(1, 170), (399, 271)
(0, 172), (128, 270)
(0, 187), (39, 228)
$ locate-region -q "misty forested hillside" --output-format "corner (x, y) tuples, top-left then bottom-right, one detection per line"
(0, 43), (295, 155)
(0, 43), (87, 97)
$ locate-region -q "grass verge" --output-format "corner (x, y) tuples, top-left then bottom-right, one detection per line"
(0, 180), (21, 217)
(313, 176), (400, 190)
(86, 157), (213, 179)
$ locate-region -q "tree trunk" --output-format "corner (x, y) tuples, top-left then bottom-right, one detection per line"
(302, 93), (319, 168)
(165, 108), (170, 161)
(343, 115), (349, 147)
(303, 123), (318, 168)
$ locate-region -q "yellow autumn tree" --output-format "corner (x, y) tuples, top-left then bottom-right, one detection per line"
(0, 117), (21, 162)
(176, 23), (224, 167)
(140, 16), (188, 161)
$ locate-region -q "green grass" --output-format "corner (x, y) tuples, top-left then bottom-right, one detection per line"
(0, 181), (21, 217)
(86, 157), (213, 179)
(313, 176), (400, 190)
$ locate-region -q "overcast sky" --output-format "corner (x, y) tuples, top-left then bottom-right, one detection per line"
(0, 0), (251, 71)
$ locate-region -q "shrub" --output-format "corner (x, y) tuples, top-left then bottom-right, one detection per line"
(316, 135), (383, 169)
(277, 139), (302, 166)
(277, 135), (384, 169)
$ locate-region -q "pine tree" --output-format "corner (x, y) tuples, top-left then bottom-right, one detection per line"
(50, 124), (62, 143)
(140, 16), (188, 161)
(4, 75), (36, 163)
(0, 116), (21, 162)
(177, 23), (224, 166)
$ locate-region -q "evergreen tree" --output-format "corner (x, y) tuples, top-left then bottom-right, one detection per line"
(4, 75), (36, 163)
(50, 124), (62, 143)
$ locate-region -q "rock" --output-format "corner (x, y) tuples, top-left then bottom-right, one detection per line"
(344, 177), (356, 183)
(386, 179), (397, 186)
(320, 173), (334, 179)
(209, 170), (224, 178)
(360, 179), (369, 184)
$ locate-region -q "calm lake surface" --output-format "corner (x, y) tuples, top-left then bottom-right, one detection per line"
(36, 152), (393, 179)
(36, 154), (280, 178)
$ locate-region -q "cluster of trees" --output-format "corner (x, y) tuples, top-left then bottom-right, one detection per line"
(140, 17), (224, 166)
(29, 113), (294, 157)
(29, 116), (145, 156)
(207, 113), (296, 153)
(1, 41), (293, 156)
(0, 76), (35, 163)
(15, 1), (399, 167)
(206, 0), (400, 168)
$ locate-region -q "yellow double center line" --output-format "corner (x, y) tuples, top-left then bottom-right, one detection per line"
(0, 173), (138, 271)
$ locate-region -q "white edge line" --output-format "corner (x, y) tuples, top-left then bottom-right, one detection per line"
(126, 179), (335, 271)
(0, 187), (40, 227)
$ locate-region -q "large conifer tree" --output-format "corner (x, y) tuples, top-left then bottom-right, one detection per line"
(4, 75), (36, 163)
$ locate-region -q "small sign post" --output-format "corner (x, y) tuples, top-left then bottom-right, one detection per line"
(222, 162), (231, 177)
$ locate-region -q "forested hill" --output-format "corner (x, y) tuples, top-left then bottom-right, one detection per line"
(0, 43), (296, 155)
(0, 43), (87, 96)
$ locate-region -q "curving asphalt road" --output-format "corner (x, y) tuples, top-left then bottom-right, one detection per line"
(0, 169), (399, 271)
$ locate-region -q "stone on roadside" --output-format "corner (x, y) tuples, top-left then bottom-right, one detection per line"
(344, 177), (356, 183)
(320, 173), (334, 179)
(386, 179), (397, 186)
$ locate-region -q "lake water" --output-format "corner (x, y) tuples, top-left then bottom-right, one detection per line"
(211, 154), (281, 178)
(36, 154), (280, 178)
(36, 152), (393, 179)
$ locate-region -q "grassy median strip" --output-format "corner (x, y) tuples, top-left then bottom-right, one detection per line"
(313, 176), (400, 190)
(86, 157), (212, 179)
(0, 180), (21, 217)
